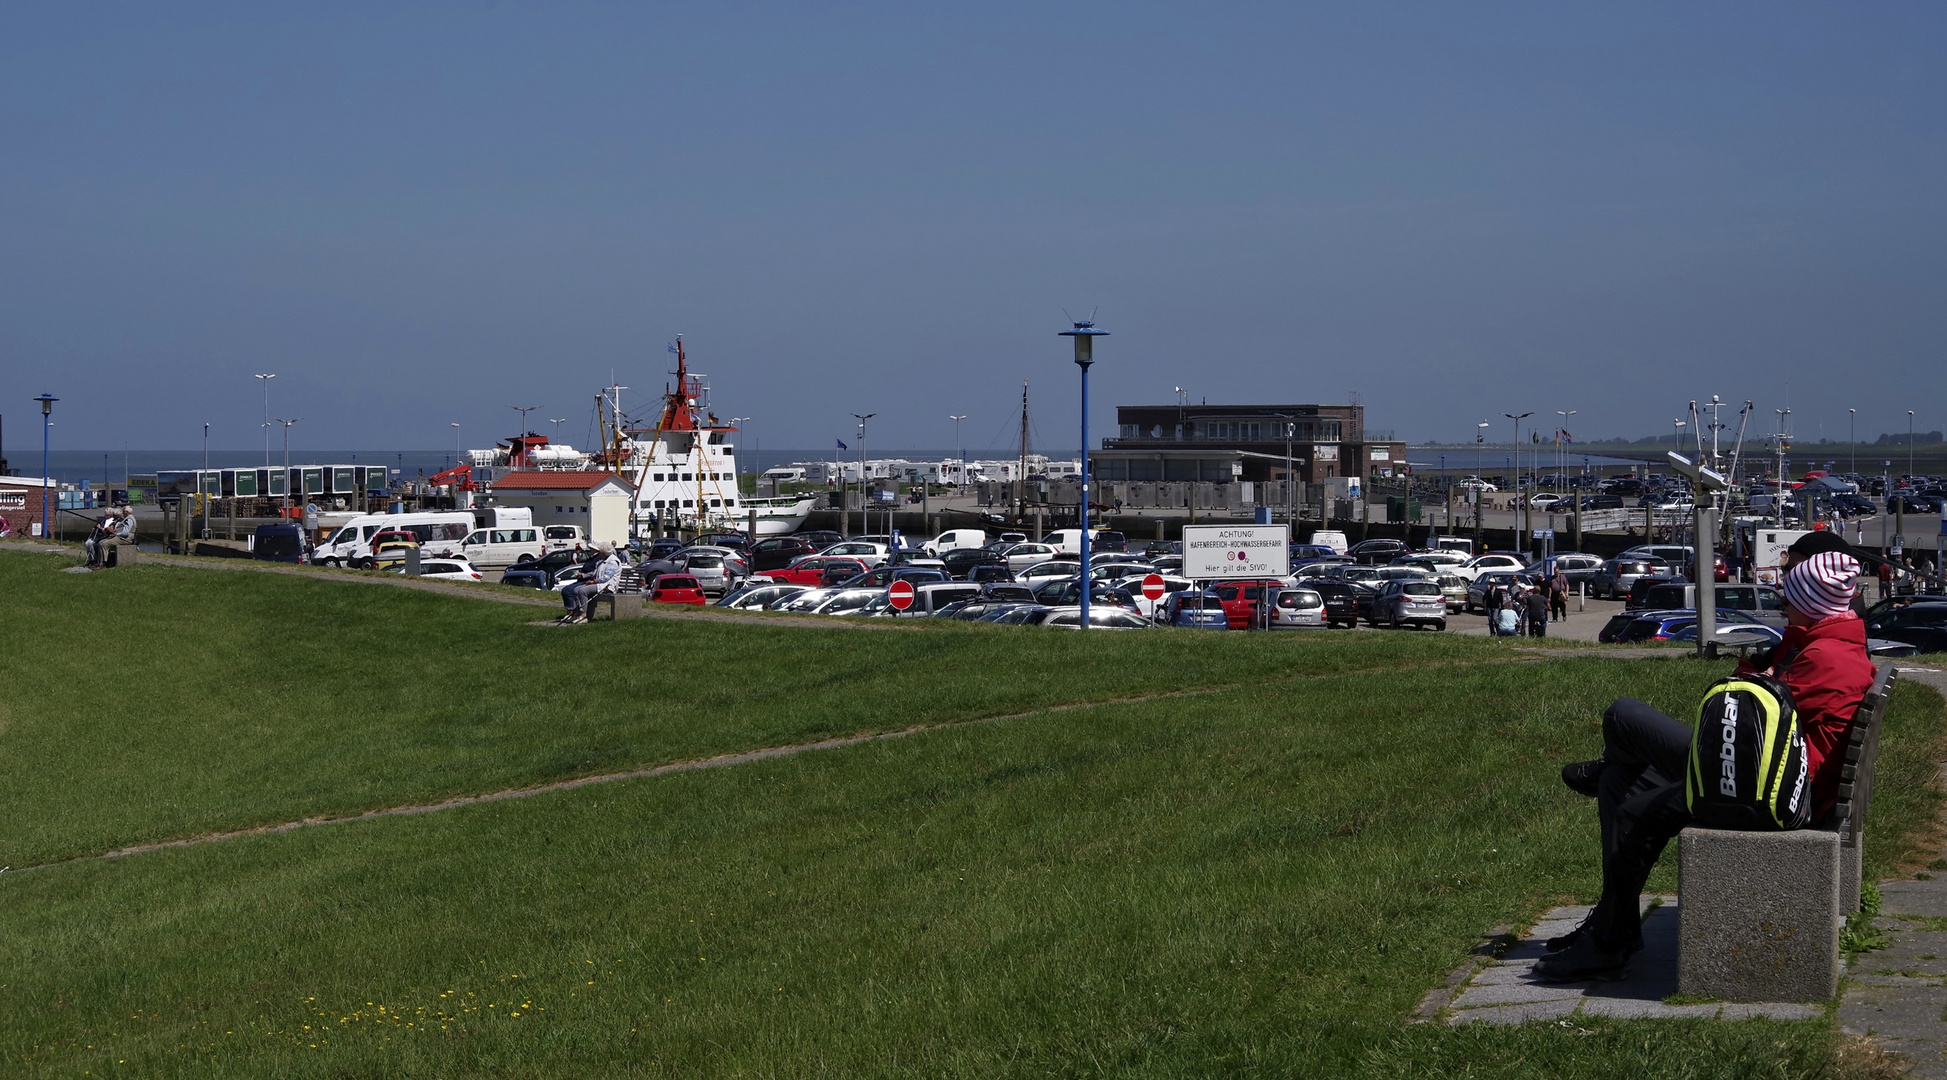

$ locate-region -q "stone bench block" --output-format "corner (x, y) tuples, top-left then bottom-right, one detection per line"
(594, 593), (643, 620)
(1678, 826), (1841, 1002)
(104, 541), (139, 567)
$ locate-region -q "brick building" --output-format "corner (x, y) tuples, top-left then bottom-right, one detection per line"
(0, 476), (57, 538)
(1091, 402), (1407, 484)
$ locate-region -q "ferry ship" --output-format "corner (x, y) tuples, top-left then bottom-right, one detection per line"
(609, 338), (813, 537)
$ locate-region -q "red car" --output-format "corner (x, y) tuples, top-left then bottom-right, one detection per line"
(771, 556), (868, 587)
(649, 574), (707, 605)
(1210, 579), (1291, 629)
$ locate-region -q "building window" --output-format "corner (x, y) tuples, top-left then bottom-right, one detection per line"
(682, 500), (693, 507)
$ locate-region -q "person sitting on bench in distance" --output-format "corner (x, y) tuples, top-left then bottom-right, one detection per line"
(559, 542), (621, 625)
(1536, 547), (1875, 980)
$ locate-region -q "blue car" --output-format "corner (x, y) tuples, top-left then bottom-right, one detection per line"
(1160, 590), (1231, 629)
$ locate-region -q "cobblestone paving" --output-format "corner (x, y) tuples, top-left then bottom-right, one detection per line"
(1426, 897), (1820, 1025)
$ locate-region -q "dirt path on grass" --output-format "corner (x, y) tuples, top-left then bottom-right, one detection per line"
(0, 539), (881, 630)
(0, 653), (1585, 878)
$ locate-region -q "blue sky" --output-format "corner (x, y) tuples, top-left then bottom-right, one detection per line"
(2, 2), (1942, 459)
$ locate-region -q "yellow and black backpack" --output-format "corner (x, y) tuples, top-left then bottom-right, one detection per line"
(1685, 673), (1809, 831)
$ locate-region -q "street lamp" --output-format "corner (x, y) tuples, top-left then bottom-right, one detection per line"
(1504, 411), (1533, 540)
(451, 422), (462, 463)
(852, 412), (875, 538)
(547, 418), (567, 445)
(1476, 421), (1490, 478)
(36, 394), (56, 538)
(1849, 408), (1857, 475)
(949, 415), (967, 491)
(254, 373), (276, 467)
(274, 418), (300, 515)
(1555, 409), (1575, 494)
(509, 404), (540, 434)
(203, 422), (210, 472)
(1909, 410), (1916, 478)
(1060, 319), (1109, 631)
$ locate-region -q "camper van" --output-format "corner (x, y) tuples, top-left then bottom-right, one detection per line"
(310, 511), (475, 568)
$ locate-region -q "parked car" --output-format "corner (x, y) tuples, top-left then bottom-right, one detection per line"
(771, 556), (868, 587)
(647, 574), (707, 605)
(1625, 575), (1690, 611)
(1144, 540), (1183, 558)
(1616, 608), (1769, 644)
(1029, 578), (1141, 609)
(639, 537), (686, 562)
(542, 524), (586, 552)
(1030, 606), (1152, 630)
(672, 549), (740, 596)
(1312, 581), (1376, 628)
(965, 564), (1016, 585)
(1091, 530), (1129, 554)
(1290, 544), (1344, 567)
(1269, 586), (1327, 629)
(1347, 538), (1411, 565)
(838, 566), (951, 589)
(999, 541), (1062, 573)
(388, 558), (482, 582)
(1453, 552), (1529, 582)
(715, 583), (810, 611)
(1205, 578), (1287, 629)
(860, 581), (984, 616)
(818, 561), (874, 587)
(747, 535), (820, 571)
(1636, 583), (1787, 628)
(252, 523), (308, 564)
(1515, 552), (1605, 587)
(1592, 557), (1671, 600)
(939, 601), (1033, 621)
(1464, 571), (1522, 614)
(1865, 602), (1947, 654)
(1020, 560), (1084, 582)
(800, 587), (884, 616)
(1368, 579), (1448, 630)
(692, 532), (752, 552)
(1159, 590), (1232, 629)
(817, 540), (891, 567)
(941, 548), (1010, 579)
(1577, 494), (1625, 510)
(500, 550), (595, 589)
(795, 530), (845, 551)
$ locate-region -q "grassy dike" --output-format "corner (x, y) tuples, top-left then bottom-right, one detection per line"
(0, 549), (1940, 1077)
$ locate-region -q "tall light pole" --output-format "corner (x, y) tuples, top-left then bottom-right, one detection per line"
(949, 415), (967, 491)
(254, 373), (276, 467)
(1504, 411), (1533, 543)
(509, 404), (541, 435)
(1476, 421), (1489, 479)
(1061, 319), (1109, 631)
(1276, 413), (1295, 527)
(203, 422), (211, 472)
(1909, 410), (1917, 478)
(1555, 409), (1576, 493)
(728, 418), (752, 481)
(36, 394), (56, 538)
(547, 418), (567, 445)
(274, 418), (300, 515)
(1849, 408), (1857, 475)
(852, 412), (875, 538)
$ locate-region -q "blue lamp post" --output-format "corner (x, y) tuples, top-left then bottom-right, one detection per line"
(35, 394), (56, 538)
(1060, 319), (1108, 630)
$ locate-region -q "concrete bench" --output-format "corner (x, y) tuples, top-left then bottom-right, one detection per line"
(591, 569), (645, 621)
(102, 541), (140, 567)
(1677, 663), (1897, 1002)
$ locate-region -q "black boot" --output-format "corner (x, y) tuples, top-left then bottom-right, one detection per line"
(1545, 912), (1594, 953)
(1560, 759), (1605, 798)
(1533, 934), (1634, 981)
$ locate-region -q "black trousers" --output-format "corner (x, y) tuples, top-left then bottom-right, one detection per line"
(1589, 698), (1694, 950)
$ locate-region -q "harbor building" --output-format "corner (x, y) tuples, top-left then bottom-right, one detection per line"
(486, 470), (635, 545)
(1091, 402), (1407, 483)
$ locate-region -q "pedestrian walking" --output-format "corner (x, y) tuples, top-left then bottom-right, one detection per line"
(1524, 585), (1550, 638)
(1550, 566), (1569, 621)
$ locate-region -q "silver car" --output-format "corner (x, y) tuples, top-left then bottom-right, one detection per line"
(1270, 587), (1327, 629)
(1369, 579), (1448, 631)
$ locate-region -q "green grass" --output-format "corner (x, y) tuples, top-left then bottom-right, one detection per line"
(0, 549), (1939, 1077)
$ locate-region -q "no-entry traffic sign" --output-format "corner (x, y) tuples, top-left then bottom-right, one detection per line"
(1140, 573), (1166, 601)
(888, 579), (916, 611)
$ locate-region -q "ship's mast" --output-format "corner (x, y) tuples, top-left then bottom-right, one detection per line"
(1017, 379), (1030, 521)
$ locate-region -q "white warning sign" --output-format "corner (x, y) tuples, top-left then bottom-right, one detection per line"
(1182, 524), (1291, 579)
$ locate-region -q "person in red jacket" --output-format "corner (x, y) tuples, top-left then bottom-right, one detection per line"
(1537, 549), (1874, 980)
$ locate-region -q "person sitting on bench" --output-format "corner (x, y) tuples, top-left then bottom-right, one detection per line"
(1537, 549), (1875, 980)
(559, 543), (621, 625)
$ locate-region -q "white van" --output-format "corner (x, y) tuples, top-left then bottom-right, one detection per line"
(472, 506), (534, 530)
(1308, 530), (1350, 555)
(543, 524), (586, 552)
(1043, 528), (1102, 555)
(312, 511), (475, 568)
(925, 528), (989, 556)
(453, 526), (545, 569)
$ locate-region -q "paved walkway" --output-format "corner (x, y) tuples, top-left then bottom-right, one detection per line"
(1422, 897), (1819, 1024)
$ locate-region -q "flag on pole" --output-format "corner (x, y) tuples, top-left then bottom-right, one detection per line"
(837, 439), (848, 450)
(668, 344), (679, 354)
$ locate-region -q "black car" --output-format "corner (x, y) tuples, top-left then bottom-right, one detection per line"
(1347, 538), (1411, 565)
(964, 563), (1014, 584)
(1312, 581), (1376, 628)
(502, 550), (599, 589)
(796, 530), (844, 551)
(1867, 602), (1947, 654)
(1578, 494), (1625, 510)
(941, 547), (1010, 579)
(1092, 530), (1128, 554)
(639, 537), (686, 562)
(692, 532), (751, 552)
(1625, 575), (1688, 610)
(748, 535), (820, 571)
(1143, 540), (1183, 557)
(1888, 494), (1943, 514)
(1028, 578), (1141, 609)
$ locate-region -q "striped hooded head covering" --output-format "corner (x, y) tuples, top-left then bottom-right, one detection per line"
(1782, 550), (1860, 620)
